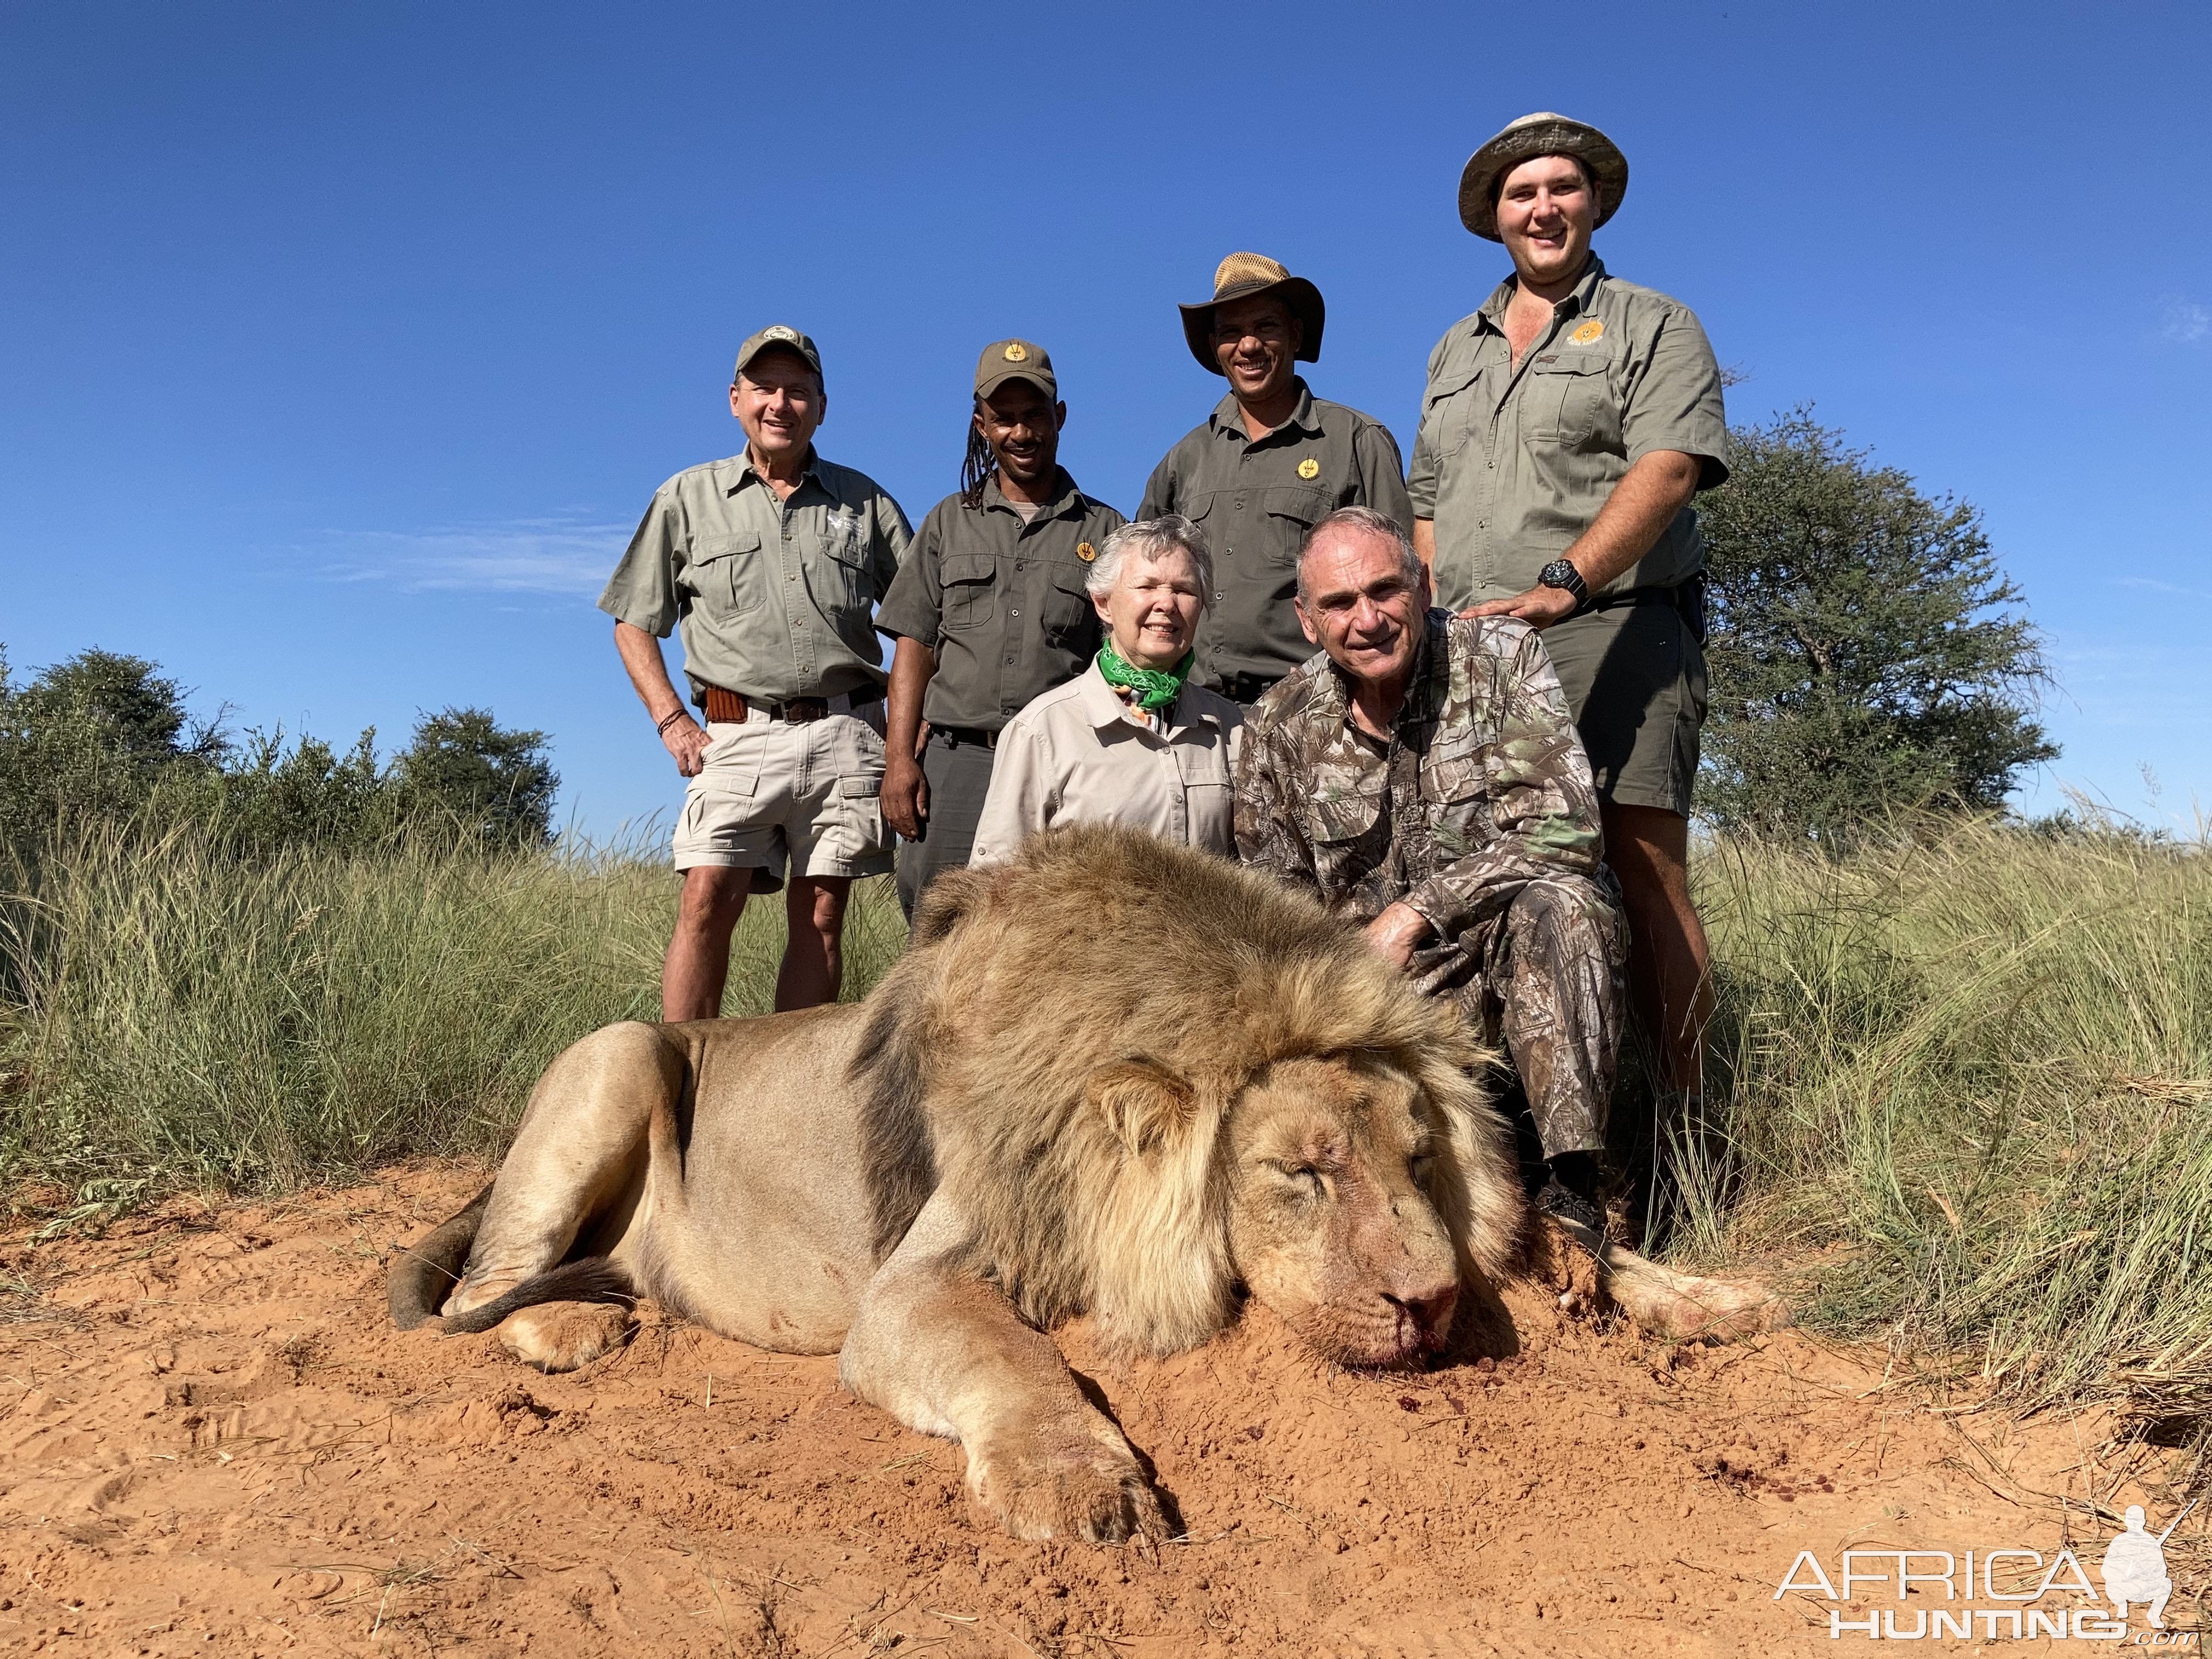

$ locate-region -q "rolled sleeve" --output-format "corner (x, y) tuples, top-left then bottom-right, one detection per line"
(1354, 421), (1414, 532)
(1404, 332), (1455, 520)
(872, 490), (914, 591)
(1136, 450), (1178, 521)
(874, 514), (944, 645)
(598, 492), (682, 637)
(1621, 308), (1730, 490)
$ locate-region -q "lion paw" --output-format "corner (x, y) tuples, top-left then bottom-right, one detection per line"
(495, 1301), (636, 1372)
(966, 1427), (1167, 1544)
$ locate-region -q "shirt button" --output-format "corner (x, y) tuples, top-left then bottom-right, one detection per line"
(1004, 657), (1015, 665)
(1015, 561), (1025, 571)
(1009, 608), (1019, 618)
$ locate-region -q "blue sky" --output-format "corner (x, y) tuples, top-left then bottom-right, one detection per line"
(4, 1), (2208, 838)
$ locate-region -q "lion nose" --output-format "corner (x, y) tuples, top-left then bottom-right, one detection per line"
(1384, 1282), (1458, 1335)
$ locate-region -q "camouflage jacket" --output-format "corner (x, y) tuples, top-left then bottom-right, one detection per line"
(1234, 611), (1609, 947)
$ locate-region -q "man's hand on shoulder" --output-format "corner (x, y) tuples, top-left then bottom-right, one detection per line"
(1363, 901), (1434, 971)
(662, 713), (713, 777)
(1460, 585), (1578, 630)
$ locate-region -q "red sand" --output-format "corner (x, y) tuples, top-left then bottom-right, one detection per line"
(0, 1165), (2189, 1656)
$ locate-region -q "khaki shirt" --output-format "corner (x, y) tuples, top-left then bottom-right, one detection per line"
(970, 663), (1244, 865)
(1138, 380), (1413, 687)
(1233, 610), (1606, 944)
(874, 472), (1126, 732)
(600, 448), (912, 703)
(1407, 257), (1728, 612)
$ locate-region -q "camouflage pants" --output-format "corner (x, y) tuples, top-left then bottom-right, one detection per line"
(1408, 877), (1627, 1159)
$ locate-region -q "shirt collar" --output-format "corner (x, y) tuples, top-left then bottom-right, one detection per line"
(1207, 378), (1321, 442)
(983, 468), (1084, 523)
(1475, 253), (1609, 332)
(725, 445), (826, 494)
(1076, 659), (1220, 737)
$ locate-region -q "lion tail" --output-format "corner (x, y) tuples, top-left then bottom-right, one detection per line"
(387, 1182), (495, 1330)
(433, 1257), (639, 1335)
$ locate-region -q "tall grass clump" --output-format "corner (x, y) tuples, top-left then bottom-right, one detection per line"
(0, 822), (904, 1191)
(1685, 816), (2212, 1421)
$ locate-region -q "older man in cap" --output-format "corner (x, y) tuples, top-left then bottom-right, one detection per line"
(876, 339), (1126, 917)
(603, 324), (911, 1018)
(1141, 253), (1413, 707)
(1409, 114), (1729, 1111)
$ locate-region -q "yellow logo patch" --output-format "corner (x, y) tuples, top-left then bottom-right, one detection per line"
(1569, 318), (1606, 345)
(1076, 541), (1097, 562)
(1296, 457), (1321, 479)
(1004, 342), (1028, 362)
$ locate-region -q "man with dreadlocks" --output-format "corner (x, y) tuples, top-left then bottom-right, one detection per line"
(876, 339), (1127, 919)
(1139, 253), (1413, 708)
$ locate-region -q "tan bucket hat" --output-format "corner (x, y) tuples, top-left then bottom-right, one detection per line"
(1177, 252), (1325, 374)
(1457, 113), (1629, 242)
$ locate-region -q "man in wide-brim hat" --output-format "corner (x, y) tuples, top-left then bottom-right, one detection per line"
(1406, 112), (1730, 1213)
(1139, 252), (1412, 707)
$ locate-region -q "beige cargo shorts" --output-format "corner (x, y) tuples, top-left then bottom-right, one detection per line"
(672, 710), (892, 887)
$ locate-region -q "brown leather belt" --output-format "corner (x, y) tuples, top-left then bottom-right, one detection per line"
(698, 685), (883, 725)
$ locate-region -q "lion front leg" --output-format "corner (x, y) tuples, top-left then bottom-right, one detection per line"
(838, 1193), (1166, 1545)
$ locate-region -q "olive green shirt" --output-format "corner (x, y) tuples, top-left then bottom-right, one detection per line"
(599, 448), (912, 704)
(874, 472), (1126, 733)
(1407, 256), (1729, 612)
(1138, 380), (1413, 687)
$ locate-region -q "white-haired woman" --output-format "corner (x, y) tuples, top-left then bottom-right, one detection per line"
(970, 516), (1242, 863)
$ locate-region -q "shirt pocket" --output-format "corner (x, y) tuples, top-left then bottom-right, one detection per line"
(686, 531), (767, 617)
(940, 551), (997, 631)
(815, 505), (874, 612)
(1419, 366), (1484, 461)
(1525, 350), (1616, 449)
(1261, 486), (1330, 565)
(1418, 733), (1493, 854)
(1043, 560), (1098, 648)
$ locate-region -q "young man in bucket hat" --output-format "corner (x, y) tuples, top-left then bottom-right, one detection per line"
(875, 340), (1125, 918)
(602, 324), (912, 1018)
(1140, 253), (1412, 707)
(1408, 112), (1729, 1125)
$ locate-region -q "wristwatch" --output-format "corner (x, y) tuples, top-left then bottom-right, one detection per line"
(1538, 559), (1589, 608)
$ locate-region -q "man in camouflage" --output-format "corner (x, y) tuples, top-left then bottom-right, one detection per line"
(1234, 506), (1626, 1220)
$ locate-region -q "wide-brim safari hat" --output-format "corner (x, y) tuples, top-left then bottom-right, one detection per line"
(1177, 252), (1325, 375)
(1457, 113), (1629, 242)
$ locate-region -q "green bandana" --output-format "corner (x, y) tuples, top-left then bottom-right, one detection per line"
(1096, 642), (1194, 714)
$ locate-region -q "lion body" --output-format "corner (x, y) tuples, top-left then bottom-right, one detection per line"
(390, 825), (1780, 1541)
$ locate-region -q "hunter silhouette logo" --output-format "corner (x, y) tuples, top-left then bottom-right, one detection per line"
(2104, 1502), (2191, 1629)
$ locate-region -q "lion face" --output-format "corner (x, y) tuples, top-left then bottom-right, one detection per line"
(1223, 1054), (1461, 1368)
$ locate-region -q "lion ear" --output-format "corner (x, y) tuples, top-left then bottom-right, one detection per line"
(1085, 1059), (1198, 1156)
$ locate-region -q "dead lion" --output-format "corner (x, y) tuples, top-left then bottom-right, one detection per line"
(390, 824), (1781, 1542)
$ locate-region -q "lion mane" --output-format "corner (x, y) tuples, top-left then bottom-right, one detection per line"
(851, 823), (1526, 1358)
